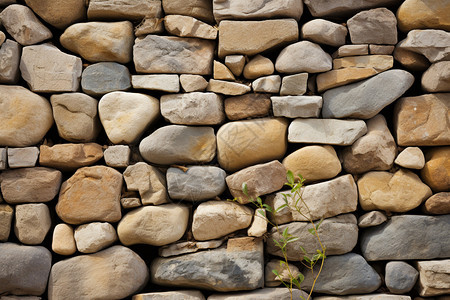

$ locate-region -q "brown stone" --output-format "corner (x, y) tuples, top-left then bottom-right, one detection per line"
(421, 147), (450, 192)
(423, 192), (450, 215)
(422, 61), (450, 93)
(397, 0), (450, 32)
(394, 45), (430, 72)
(243, 55), (274, 80)
(224, 94), (271, 120)
(39, 143), (104, 171)
(162, 0), (214, 23)
(213, 60), (235, 81)
(0, 204), (13, 241)
(316, 67), (378, 92)
(25, 0), (86, 29)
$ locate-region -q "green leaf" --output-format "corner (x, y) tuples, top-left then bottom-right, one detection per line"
(299, 246), (307, 254)
(286, 237), (299, 243)
(282, 227), (290, 238)
(312, 253), (321, 262)
(272, 269), (280, 277)
(298, 272), (305, 284)
(286, 170), (295, 185)
(279, 260), (286, 267)
(256, 196), (262, 205)
(316, 218), (324, 230)
(274, 203), (288, 213)
(273, 239), (283, 249)
(258, 209), (266, 217)
(308, 228), (316, 235)
(292, 277), (301, 289)
(303, 256), (311, 264)
(242, 182), (248, 196)
(262, 204), (273, 213)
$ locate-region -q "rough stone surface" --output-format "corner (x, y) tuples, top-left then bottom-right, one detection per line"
(0, 243), (52, 296)
(7, 147), (39, 168)
(118, 204), (189, 246)
(276, 41), (332, 73)
(394, 43), (431, 72)
(123, 162), (168, 205)
(0, 167), (62, 204)
(74, 222), (117, 253)
(151, 237), (264, 291)
(265, 259), (301, 287)
(60, 21), (134, 63)
(180, 74), (208, 92)
(303, 0), (402, 17)
(56, 166), (123, 225)
(224, 55), (245, 77)
(317, 67), (379, 92)
(217, 118), (288, 171)
(99, 92), (160, 144)
(24, 0), (85, 29)
(165, 15), (217, 40)
(132, 74), (180, 93)
(334, 44), (369, 57)
(81, 62), (131, 96)
(206, 79), (251, 95)
(161, 92), (224, 125)
(272, 95), (322, 118)
(218, 19), (299, 58)
(0, 148), (6, 170)
(14, 203), (51, 245)
(134, 35), (215, 75)
(140, 125), (216, 165)
(192, 201), (253, 241)
(252, 75), (281, 93)
(0, 204), (13, 241)
(134, 17), (164, 36)
(48, 246), (149, 300)
(87, 0), (162, 21)
(243, 55), (274, 80)
(370, 45), (395, 55)
(347, 8), (397, 45)
(395, 147), (425, 169)
(0, 39), (21, 84)
(159, 240), (225, 258)
(315, 295), (412, 300)
(422, 62), (450, 92)
(280, 73), (308, 96)
(358, 211), (387, 228)
(162, 0), (214, 23)
(167, 166), (226, 201)
(361, 215), (450, 260)
(397, 0), (450, 32)
(214, 60), (235, 80)
(421, 147), (450, 192)
(247, 208), (267, 238)
(399, 29), (450, 63)
(133, 291), (206, 300)
(104, 145), (130, 168)
(224, 94), (271, 120)
(52, 223), (76, 256)
(302, 19), (347, 47)
(415, 260), (450, 297)
(39, 143), (103, 171)
(333, 55), (394, 71)
(385, 261), (419, 294)
(121, 197), (141, 209)
(423, 192), (450, 215)
(209, 288), (308, 300)
(288, 118), (367, 146)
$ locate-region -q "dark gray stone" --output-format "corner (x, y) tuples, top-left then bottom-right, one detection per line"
(81, 62), (131, 96)
(361, 215), (450, 261)
(385, 261), (418, 294)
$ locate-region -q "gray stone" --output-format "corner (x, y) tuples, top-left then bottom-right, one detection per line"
(361, 215), (450, 261)
(276, 41), (332, 73)
(131, 74), (180, 93)
(347, 8), (397, 45)
(134, 35), (215, 75)
(0, 243), (52, 296)
(167, 166), (226, 201)
(7, 147), (39, 168)
(133, 291), (205, 300)
(206, 79), (251, 95)
(48, 246), (149, 300)
(104, 145), (130, 168)
(0, 148), (6, 170)
(165, 15), (217, 40)
(81, 62), (131, 96)
(140, 125), (216, 165)
(14, 203), (51, 245)
(280, 73), (308, 96)
(322, 69), (414, 119)
(180, 74), (208, 92)
(302, 19), (348, 47)
(303, 0), (403, 18)
(422, 61), (450, 92)
(358, 211), (387, 228)
(385, 261), (419, 294)
(252, 75), (281, 93)
(208, 288), (308, 300)
(399, 29), (450, 63)
(162, 0), (214, 23)
(74, 222), (117, 253)
(151, 237), (264, 291)
(0, 204), (13, 241)
(87, 0), (162, 21)
(159, 240), (225, 258)
(271, 95), (322, 118)
(415, 260), (450, 297)
(288, 118), (367, 146)
(161, 92), (225, 125)
(0, 39), (21, 83)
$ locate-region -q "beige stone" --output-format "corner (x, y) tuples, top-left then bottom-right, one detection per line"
(243, 55), (274, 80)
(397, 0), (450, 32)
(358, 211), (388, 228)
(74, 222), (117, 253)
(56, 166), (123, 225)
(88, 0), (162, 21)
(248, 208), (267, 238)
(52, 223), (76, 256)
(213, 61), (235, 81)
(121, 197), (142, 209)
(422, 61), (450, 92)
(416, 260), (450, 297)
(180, 74), (208, 92)
(276, 40), (332, 73)
(421, 147), (450, 192)
(165, 15), (217, 40)
(60, 21), (134, 63)
(131, 75), (180, 93)
(224, 94), (271, 120)
(393, 45), (430, 72)
(280, 73), (308, 96)
(159, 240), (225, 258)
(39, 143), (103, 171)
(0, 204), (13, 241)
(333, 55), (394, 71)
(218, 19), (298, 58)
(282, 145), (341, 183)
(118, 204), (189, 246)
(162, 0), (214, 23)
(225, 55), (245, 77)
(317, 67), (378, 92)
(358, 169), (432, 212)
(395, 147), (425, 169)
(206, 79), (251, 95)
(423, 192), (450, 215)
(334, 44), (369, 57)
(134, 18), (164, 36)
(302, 19), (347, 47)
(7, 147), (39, 168)
(252, 75), (281, 93)
(217, 118), (288, 172)
(192, 200), (253, 241)
(271, 95), (322, 118)
(0, 31), (5, 46)
(14, 203), (51, 245)
(104, 145), (130, 168)
(25, 0), (85, 29)
(133, 291), (206, 300)
(394, 93), (450, 146)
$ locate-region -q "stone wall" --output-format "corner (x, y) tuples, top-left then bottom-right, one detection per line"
(0, 0), (449, 299)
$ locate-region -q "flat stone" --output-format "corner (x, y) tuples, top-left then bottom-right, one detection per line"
(180, 74), (208, 92)
(133, 291), (205, 300)
(226, 160), (286, 204)
(24, 0), (85, 29)
(280, 73), (308, 96)
(395, 147), (425, 169)
(0, 167), (62, 204)
(14, 203), (51, 245)
(118, 204), (189, 246)
(87, 0), (162, 21)
(423, 192), (450, 215)
(395, 94), (450, 146)
(271, 95), (322, 118)
(288, 118), (367, 146)
(394, 43), (431, 72)
(7, 147), (39, 168)
(39, 143), (103, 171)
(266, 175), (357, 224)
(162, 0), (214, 23)
(165, 15), (217, 40)
(0, 39), (21, 84)
(0, 4), (52, 46)
(386, 261), (419, 294)
(217, 118), (288, 171)
(243, 55), (274, 80)
(206, 79), (251, 95)
(224, 55), (245, 77)
(192, 200), (253, 241)
(159, 240), (225, 258)
(333, 55), (394, 71)
(161, 92), (224, 125)
(134, 17), (164, 36)
(0, 243), (51, 296)
(247, 208), (267, 237)
(252, 75), (281, 93)
(121, 197), (141, 209)
(132, 74), (180, 93)
(56, 166), (123, 225)
(358, 211), (387, 228)
(104, 145), (130, 168)
(276, 40), (332, 73)
(134, 35), (214, 75)
(52, 223), (76, 256)
(151, 237), (264, 291)
(61, 21), (134, 63)
(224, 94), (271, 120)
(415, 260), (450, 297)
(167, 166), (226, 201)
(303, 0), (402, 18)
(140, 125), (216, 165)
(213, 60), (235, 81)
(209, 288), (308, 300)
(81, 62), (131, 96)
(315, 295), (411, 300)
(267, 214), (358, 259)
(48, 246), (148, 300)
(218, 19), (299, 58)
(347, 8), (397, 45)
(123, 162), (168, 205)
(317, 67), (379, 92)
(322, 69), (414, 119)
(399, 29), (450, 63)
(74, 222), (117, 253)
(99, 92), (160, 144)
(361, 214), (450, 260)
(0, 204), (13, 241)
(421, 147), (450, 192)
(302, 19), (347, 47)
(422, 61), (450, 92)
(334, 44), (369, 57)
(369, 45), (395, 55)
(397, 0), (450, 32)
(50, 93), (100, 143)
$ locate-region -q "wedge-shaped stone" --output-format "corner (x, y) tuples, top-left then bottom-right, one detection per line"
(165, 15), (217, 40)
(303, 0), (402, 17)
(415, 260), (450, 297)
(288, 118), (367, 146)
(162, 0), (214, 23)
(347, 8), (397, 45)
(322, 69), (414, 119)
(422, 61), (450, 93)
(209, 288), (308, 300)
(252, 75), (281, 93)
(213, 61), (235, 81)
(218, 19), (298, 58)
(399, 29), (450, 63)
(397, 0), (450, 32)
(24, 0), (85, 29)
(225, 55), (245, 76)
(317, 67), (378, 92)
(134, 35), (214, 75)
(180, 74), (208, 92)
(206, 79), (251, 95)
(302, 19), (347, 47)
(224, 94), (271, 120)
(159, 240), (225, 258)
(333, 55), (394, 71)
(280, 73), (308, 96)
(87, 0), (162, 20)
(334, 44), (369, 57)
(0, 39), (21, 84)
(394, 42), (431, 72)
(276, 41), (332, 73)
(40, 143), (103, 171)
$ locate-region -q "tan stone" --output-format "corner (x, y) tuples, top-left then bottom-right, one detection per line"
(52, 223), (76, 256)
(393, 45), (430, 72)
(134, 18), (164, 36)
(224, 94), (271, 120)
(0, 31), (5, 46)
(213, 61), (235, 81)
(25, 0), (86, 29)
(60, 21), (134, 63)
(394, 94), (450, 146)
(39, 143), (103, 171)
(206, 79), (251, 95)
(14, 203), (51, 245)
(358, 169), (432, 213)
(74, 222), (117, 253)
(165, 15), (217, 40)
(301, 19), (347, 47)
(333, 55), (394, 71)
(0, 204), (13, 241)
(421, 147), (450, 192)
(397, 0), (450, 32)
(0, 39), (21, 84)
(162, 0), (214, 23)
(415, 260), (450, 297)
(423, 192), (450, 215)
(217, 118), (288, 172)
(399, 29), (450, 63)
(121, 197), (141, 209)
(252, 75), (281, 93)
(218, 19), (298, 58)
(422, 61), (450, 93)
(7, 147), (39, 168)
(88, 0), (162, 21)
(247, 208), (267, 238)
(395, 147), (425, 169)
(333, 44), (369, 58)
(131, 75), (180, 93)
(159, 239), (224, 257)
(317, 67), (378, 92)
(56, 166), (123, 225)
(282, 145), (341, 183)
(180, 74), (208, 92)
(243, 55), (274, 80)
(225, 55), (245, 77)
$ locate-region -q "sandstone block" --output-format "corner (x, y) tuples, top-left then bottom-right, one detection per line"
(303, 0), (402, 17)
(334, 44), (369, 57)
(421, 147), (450, 192)
(213, 60), (235, 81)
(134, 17), (164, 36)
(81, 62), (131, 96)
(394, 43), (431, 72)
(224, 94), (271, 120)
(415, 260), (450, 297)
(209, 288), (308, 300)
(0, 39), (21, 83)
(423, 192), (450, 215)
(7, 147), (39, 168)
(14, 203), (51, 245)
(165, 15), (217, 40)
(180, 74), (208, 92)
(333, 55), (394, 71)
(395, 147), (425, 169)
(52, 223), (76, 256)
(385, 261), (418, 294)
(88, 0), (162, 21)
(280, 73), (308, 96)
(24, 0), (85, 29)
(243, 55), (274, 80)
(74, 222), (117, 253)
(121, 197), (142, 209)
(206, 79), (251, 95)
(0, 204), (13, 241)
(422, 61), (450, 92)
(369, 45), (395, 55)
(131, 74), (180, 93)
(162, 0), (214, 23)
(252, 75), (281, 93)
(302, 19), (347, 47)
(39, 143), (103, 171)
(397, 0), (450, 32)
(347, 8), (397, 45)
(159, 240), (225, 258)
(317, 67), (378, 92)
(399, 29), (450, 63)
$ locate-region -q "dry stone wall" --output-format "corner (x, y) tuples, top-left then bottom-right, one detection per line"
(0, 0), (449, 299)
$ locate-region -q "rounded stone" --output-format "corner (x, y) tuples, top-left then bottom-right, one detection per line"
(395, 147), (425, 169)
(24, 0), (86, 30)
(301, 19), (347, 47)
(52, 223), (76, 256)
(421, 147), (450, 192)
(74, 222), (117, 253)
(423, 192), (450, 215)
(81, 62), (131, 97)
(243, 55), (274, 80)
(385, 261), (419, 294)
(397, 0), (450, 32)
(421, 61), (450, 93)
